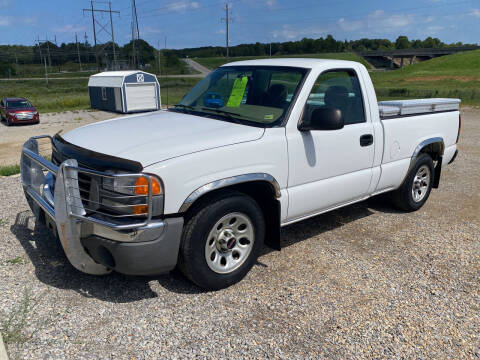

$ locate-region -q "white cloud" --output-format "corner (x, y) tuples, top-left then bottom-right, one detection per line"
(338, 18), (363, 32)
(367, 10), (415, 29)
(166, 1), (200, 12)
(271, 25), (331, 40)
(470, 9), (480, 18)
(0, 15), (35, 27)
(337, 10), (416, 36)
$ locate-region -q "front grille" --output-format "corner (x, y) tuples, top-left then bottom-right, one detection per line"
(51, 147), (150, 220)
(52, 148), (97, 214)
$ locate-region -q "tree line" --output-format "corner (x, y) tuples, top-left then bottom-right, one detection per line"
(172, 35), (477, 58)
(0, 34), (476, 72)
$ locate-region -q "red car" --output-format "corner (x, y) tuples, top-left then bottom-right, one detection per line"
(0, 97), (40, 126)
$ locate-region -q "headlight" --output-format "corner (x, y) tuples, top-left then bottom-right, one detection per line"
(103, 174), (163, 196)
(102, 174), (164, 217)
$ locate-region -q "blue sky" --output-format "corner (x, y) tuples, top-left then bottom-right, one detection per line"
(1, 0), (479, 48)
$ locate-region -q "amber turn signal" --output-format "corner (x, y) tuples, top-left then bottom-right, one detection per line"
(135, 176), (162, 195)
(133, 205), (148, 215)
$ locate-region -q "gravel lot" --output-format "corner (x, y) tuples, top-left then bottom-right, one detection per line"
(0, 109), (479, 359)
(0, 110), (120, 167)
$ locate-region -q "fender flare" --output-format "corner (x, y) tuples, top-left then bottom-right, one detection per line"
(408, 137), (445, 188)
(178, 173), (282, 213)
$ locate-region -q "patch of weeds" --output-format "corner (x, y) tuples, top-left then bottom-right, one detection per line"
(1, 288), (35, 350)
(74, 117), (83, 121)
(6, 257), (24, 265)
(0, 164), (20, 177)
(0, 218), (5, 226)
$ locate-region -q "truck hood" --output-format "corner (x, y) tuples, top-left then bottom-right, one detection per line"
(61, 110), (265, 167)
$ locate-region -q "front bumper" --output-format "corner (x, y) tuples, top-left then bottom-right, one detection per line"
(20, 136), (183, 276)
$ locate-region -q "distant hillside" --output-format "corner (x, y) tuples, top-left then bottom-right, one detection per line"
(371, 50), (480, 105)
(194, 53), (372, 70)
(397, 49), (480, 76)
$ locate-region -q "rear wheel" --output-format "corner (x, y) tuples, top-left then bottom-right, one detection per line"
(178, 191), (265, 290)
(391, 153), (434, 211)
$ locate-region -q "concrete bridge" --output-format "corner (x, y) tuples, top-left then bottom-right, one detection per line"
(358, 46), (479, 68)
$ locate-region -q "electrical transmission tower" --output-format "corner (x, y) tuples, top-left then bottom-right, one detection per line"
(221, 3), (233, 59)
(35, 35), (55, 67)
(131, 0), (140, 69)
(83, 1), (120, 71)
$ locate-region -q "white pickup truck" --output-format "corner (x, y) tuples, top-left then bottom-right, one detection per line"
(21, 59), (461, 289)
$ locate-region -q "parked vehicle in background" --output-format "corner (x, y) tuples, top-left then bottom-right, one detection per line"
(0, 97), (39, 126)
(20, 59), (461, 290)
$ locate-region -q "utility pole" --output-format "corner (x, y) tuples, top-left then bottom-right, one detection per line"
(36, 35), (52, 68)
(164, 36), (168, 108)
(83, 1), (119, 71)
(131, 0), (140, 69)
(221, 4), (230, 58)
(76, 33), (83, 71)
(131, 22), (136, 69)
(45, 34), (52, 67)
(269, 42), (272, 57)
(89, 1), (98, 70)
(157, 40), (161, 75)
(109, 1), (117, 69)
(44, 57), (48, 85)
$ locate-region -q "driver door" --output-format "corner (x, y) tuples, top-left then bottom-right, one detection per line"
(285, 69), (375, 222)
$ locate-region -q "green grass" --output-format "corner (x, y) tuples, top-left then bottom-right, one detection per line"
(6, 257), (24, 265)
(371, 50), (480, 105)
(0, 164), (20, 176)
(194, 52), (372, 70)
(0, 79), (91, 113)
(0, 76), (198, 114)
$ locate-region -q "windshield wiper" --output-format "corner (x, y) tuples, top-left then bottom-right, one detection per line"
(200, 107), (244, 123)
(173, 104), (196, 112)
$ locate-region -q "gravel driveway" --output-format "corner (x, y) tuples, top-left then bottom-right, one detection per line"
(0, 110), (120, 167)
(0, 109), (479, 359)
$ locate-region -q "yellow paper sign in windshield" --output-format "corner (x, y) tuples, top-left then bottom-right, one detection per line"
(226, 76), (248, 107)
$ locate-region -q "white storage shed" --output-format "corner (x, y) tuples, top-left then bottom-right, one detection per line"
(88, 71), (161, 113)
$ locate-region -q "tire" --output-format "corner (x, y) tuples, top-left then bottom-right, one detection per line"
(391, 153), (434, 212)
(178, 191), (265, 290)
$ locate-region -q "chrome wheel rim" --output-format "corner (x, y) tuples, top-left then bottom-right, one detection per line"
(412, 165), (431, 203)
(205, 212), (254, 274)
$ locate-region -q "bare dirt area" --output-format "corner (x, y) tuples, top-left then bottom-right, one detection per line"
(0, 109), (478, 359)
(0, 110), (121, 167)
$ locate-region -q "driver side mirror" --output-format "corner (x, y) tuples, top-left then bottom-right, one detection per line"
(298, 107), (344, 131)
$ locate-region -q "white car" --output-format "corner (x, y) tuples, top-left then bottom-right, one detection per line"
(21, 58), (461, 289)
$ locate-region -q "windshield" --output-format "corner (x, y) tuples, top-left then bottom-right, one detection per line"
(174, 66), (308, 126)
(7, 100), (32, 109)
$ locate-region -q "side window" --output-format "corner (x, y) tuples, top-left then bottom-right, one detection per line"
(306, 69), (366, 125)
(101, 87), (107, 101)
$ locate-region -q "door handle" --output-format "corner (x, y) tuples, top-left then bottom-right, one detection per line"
(360, 134), (373, 147)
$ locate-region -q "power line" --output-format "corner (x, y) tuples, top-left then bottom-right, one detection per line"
(83, 1), (120, 71)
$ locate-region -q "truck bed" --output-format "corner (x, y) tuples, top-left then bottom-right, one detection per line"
(378, 98), (460, 119)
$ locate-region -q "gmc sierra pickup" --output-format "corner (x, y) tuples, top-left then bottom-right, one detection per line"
(21, 59), (461, 289)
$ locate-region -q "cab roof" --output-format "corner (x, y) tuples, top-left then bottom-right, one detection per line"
(221, 57), (360, 69)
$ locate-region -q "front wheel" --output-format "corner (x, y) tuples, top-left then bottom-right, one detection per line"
(391, 153), (434, 211)
(178, 191), (265, 290)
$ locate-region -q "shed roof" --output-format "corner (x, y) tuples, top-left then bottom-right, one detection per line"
(88, 70), (156, 88)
